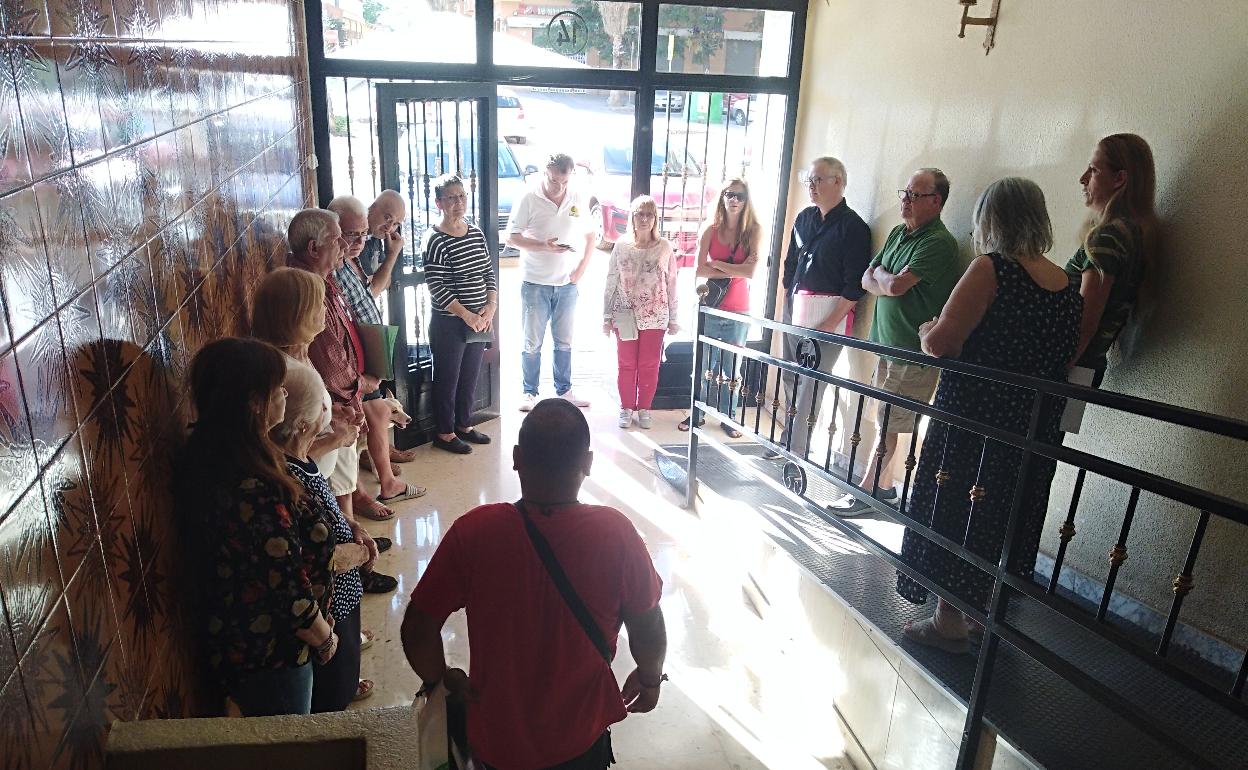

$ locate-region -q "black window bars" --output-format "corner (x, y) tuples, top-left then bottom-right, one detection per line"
(685, 298), (1248, 769)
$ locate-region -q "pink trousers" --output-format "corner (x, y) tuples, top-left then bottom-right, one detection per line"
(616, 329), (665, 409)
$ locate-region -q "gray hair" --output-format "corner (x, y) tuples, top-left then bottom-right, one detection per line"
(433, 174), (464, 200)
(271, 357), (330, 443)
(917, 167), (950, 207)
(811, 156), (847, 185)
(327, 195), (367, 220)
(287, 208), (339, 257)
(972, 177), (1054, 259)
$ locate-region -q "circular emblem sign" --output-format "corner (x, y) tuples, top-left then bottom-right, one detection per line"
(782, 461), (807, 496)
(547, 11), (589, 56)
(795, 337), (821, 370)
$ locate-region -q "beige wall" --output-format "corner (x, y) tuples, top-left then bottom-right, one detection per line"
(787, 0), (1248, 646)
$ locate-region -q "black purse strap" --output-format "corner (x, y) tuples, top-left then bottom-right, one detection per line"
(515, 501), (612, 662)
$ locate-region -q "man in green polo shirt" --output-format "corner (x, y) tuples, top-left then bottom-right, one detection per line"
(829, 168), (961, 516)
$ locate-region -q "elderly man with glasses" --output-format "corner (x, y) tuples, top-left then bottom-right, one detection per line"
(772, 156), (872, 465)
(827, 168), (961, 517)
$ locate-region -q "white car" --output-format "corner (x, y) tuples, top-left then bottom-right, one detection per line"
(497, 89), (533, 144)
(654, 90), (686, 113)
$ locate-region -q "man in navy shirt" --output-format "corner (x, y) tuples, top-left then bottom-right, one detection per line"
(774, 156), (872, 463)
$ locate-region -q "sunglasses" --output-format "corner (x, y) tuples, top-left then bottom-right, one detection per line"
(723, 191), (748, 202)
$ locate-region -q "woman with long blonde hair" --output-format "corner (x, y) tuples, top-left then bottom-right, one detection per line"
(1065, 133), (1159, 382)
(603, 195), (678, 429)
(679, 177), (762, 436)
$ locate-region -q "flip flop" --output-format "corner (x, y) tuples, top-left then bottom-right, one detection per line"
(377, 482), (427, 504)
(353, 679), (375, 702)
(902, 617), (971, 655)
(360, 629), (375, 651)
(390, 447), (417, 464)
(357, 498), (396, 521)
(720, 422), (743, 439)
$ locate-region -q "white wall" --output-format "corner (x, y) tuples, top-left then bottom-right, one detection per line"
(787, 0), (1248, 646)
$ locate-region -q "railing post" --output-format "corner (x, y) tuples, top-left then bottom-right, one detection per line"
(685, 288), (710, 509)
(955, 393), (1047, 770)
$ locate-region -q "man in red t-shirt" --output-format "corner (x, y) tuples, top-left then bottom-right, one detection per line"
(402, 399), (668, 770)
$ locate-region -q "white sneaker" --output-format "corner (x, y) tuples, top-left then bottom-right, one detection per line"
(560, 390), (590, 408)
(618, 408), (634, 428)
(519, 393), (537, 412)
(636, 409), (653, 429)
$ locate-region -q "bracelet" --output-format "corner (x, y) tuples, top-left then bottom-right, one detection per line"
(640, 673), (669, 689)
(315, 632), (336, 658)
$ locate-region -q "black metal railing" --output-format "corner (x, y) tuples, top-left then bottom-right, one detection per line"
(685, 298), (1248, 769)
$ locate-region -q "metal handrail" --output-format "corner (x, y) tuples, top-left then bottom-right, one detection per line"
(685, 302), (1248, 770)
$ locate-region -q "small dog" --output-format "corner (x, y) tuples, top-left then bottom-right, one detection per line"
(383, 396), (411, 429)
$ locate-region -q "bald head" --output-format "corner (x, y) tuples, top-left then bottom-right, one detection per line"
(368, 190), (406, 237)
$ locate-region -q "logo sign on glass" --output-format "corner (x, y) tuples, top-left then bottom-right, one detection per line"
(547, 11), (589, 56)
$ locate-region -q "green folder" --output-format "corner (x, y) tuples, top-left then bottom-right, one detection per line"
(357, 323), (399, 380)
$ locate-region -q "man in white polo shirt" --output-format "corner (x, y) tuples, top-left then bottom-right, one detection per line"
(507, 152), (596, 411)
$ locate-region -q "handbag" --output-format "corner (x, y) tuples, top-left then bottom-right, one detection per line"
(411, 681), (455, 770)
(612, 308), (638, 342)
(357, 323), (399, 380)
(702, 242), (742, 309)
(515, 501), (612, 663)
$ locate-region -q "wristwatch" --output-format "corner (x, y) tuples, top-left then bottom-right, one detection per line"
(640, 673), (669, 689)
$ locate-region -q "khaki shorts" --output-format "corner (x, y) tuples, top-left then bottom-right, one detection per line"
(315, 439), (362, 497)
(871, 358), (940, 433)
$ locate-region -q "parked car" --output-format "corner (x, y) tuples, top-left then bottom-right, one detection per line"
(723, 92), (756, 126)
(654, 89), (686, 113)
(577, 142), (717, 265)
(497, 88), (533, 144)
(397, 134), (537, 257)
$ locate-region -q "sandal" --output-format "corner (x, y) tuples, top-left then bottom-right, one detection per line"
(720, 422), (743, 439)
(377, 482), (427, 504)
(360, 451), (402, 476)
(353, 679), (375, 702)
(356, 498), (396, 521)
(677, 415), (706, 432)
(390, 447), (417, 464)
(902, 617), (971, 655)
(360, 629), (375, 651)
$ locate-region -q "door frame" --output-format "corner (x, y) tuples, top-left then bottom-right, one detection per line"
(375, 82), (501, 445)
(305, 0), (809, 334)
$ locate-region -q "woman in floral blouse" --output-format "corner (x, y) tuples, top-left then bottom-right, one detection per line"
(603, 195), (678, 430)
(176, 338), (338, 716)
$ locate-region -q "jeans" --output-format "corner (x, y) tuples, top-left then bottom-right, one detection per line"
(702, 315), (749, 416)
(311, 603), (361, 713)
(430, 313), (487, 435)
(521, 281), (578, 396)
(616, 329), (665, 410)
(228, 663), (314, 716)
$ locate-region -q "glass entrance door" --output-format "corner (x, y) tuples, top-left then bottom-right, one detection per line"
(375, 83), (502, 443)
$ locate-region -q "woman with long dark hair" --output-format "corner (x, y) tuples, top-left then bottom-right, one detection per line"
(176, 338), (337, 715)
(1066, 133), (1159, 381)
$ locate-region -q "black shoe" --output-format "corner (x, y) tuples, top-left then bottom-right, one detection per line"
(763, 449), (784, 461)
(455, 428), (491, 445)
(433, 436), (472, 454)
(360, 570), (398, 593)
(374, 536), (392, 553)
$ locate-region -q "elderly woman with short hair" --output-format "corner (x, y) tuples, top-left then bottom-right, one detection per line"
(423, 174), (499, 454)
(895, 177), (1083, 653)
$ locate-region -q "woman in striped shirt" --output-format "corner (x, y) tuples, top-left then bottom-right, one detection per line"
(424, 174), (499, 454)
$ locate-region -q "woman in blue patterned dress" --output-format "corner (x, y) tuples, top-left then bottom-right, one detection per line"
(896, 178), (1083, 654)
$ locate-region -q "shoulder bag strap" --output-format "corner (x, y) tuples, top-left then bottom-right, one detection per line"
(515, 501), (612, 662)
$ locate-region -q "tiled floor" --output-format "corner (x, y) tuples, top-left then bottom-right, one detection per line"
(349, 398), (854, 769)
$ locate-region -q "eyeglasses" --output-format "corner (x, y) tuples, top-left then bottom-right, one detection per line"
(897, 190), (939, 202)
(723, 191), (747, 202)
(802, 174), (839, 187)
(342, 230), (369, 242)
(633, 212), (656, 220)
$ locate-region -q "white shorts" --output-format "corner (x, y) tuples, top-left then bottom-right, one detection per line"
(315, 440), (362, 497)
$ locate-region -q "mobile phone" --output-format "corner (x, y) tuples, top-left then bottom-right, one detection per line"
(556, 242), (573, 250)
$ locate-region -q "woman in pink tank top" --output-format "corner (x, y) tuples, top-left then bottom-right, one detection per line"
(679, 177), (763, 436)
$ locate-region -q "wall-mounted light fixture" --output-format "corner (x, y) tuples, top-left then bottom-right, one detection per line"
(958, 0), (1001, 55)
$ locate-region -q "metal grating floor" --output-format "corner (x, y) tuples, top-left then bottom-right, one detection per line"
(666, 441), (1248, 770)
